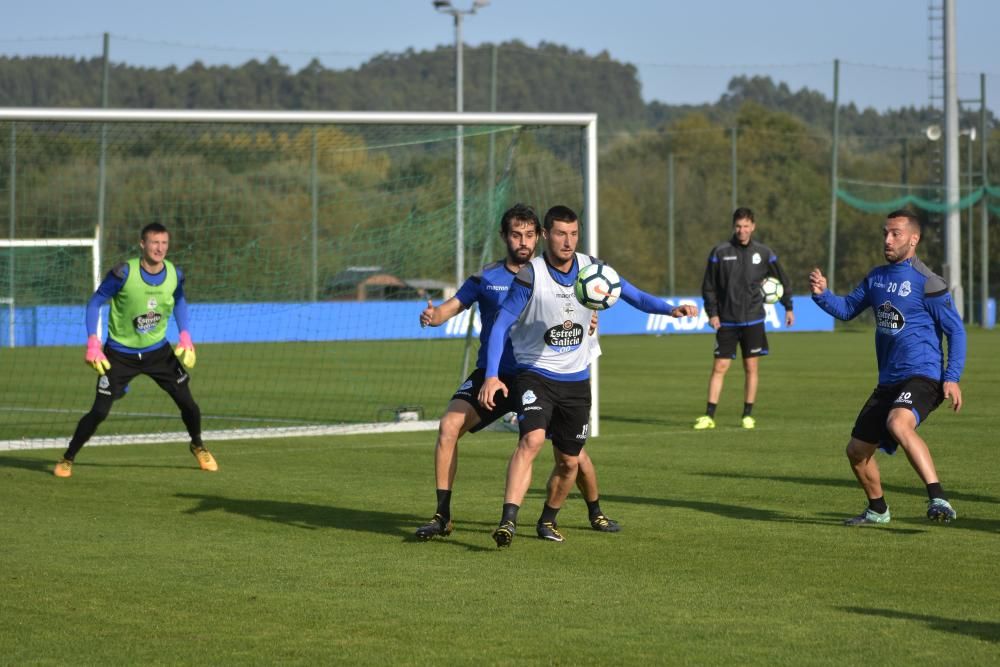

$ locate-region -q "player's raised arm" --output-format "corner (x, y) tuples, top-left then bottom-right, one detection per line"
(420, 296), (465, 328)
(811, 272), (871, 321)
(422, 273), (481, 327)
(808, 268), (827, 294)
(618, 277), (698, 318)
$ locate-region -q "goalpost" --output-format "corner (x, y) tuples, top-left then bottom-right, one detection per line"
(0, 108), (600, 450)
(0, 228), (102, 348)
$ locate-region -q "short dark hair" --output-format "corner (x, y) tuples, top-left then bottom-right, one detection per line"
(732, 207), (754, 224)
(141, 223), (169, 240)
(500, 203), (541, 236)
(886, 209), (922, 233)
(543, 205), (578, 231)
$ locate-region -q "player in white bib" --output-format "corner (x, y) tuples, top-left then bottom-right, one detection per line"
(414, 204), (620, 540)
(479, 205), (698, 547)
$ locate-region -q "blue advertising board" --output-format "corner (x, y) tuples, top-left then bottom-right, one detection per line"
(0, 296), (849, 347)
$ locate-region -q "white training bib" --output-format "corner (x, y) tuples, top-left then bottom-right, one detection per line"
(510, 253), (596, 375)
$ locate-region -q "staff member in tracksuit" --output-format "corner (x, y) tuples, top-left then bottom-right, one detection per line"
(694, 207), (794, 431)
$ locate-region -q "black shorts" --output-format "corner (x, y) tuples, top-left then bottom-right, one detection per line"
(714, 322), (769, 359)
(515, 371), (591, 456)
(851, 376), (944, 454)
(96, 343), (191, 400)
(451, 367), (519, 433)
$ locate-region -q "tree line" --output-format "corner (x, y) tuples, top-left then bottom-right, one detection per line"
(0, 44), (996, 303)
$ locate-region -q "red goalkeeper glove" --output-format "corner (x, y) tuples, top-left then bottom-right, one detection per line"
(174, 330), (197, 368)
(85, 335), (111, 375)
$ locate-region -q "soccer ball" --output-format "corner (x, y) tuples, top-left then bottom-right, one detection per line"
(575, 263), (622, 310)
(760, 276), (784, 305)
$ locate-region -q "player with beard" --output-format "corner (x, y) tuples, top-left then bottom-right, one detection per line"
(480, 205), (698, 547)
(414, 204), (619, 540)
(809, 209), (965, 525)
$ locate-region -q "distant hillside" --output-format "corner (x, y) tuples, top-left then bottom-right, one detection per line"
(1, 43), (996, 297)
(0, 41), (645, 130)
(2, 42), (983, 138)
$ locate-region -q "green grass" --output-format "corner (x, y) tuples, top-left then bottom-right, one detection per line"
(1, 339), (468, 439)
(2, 331), (998, 664)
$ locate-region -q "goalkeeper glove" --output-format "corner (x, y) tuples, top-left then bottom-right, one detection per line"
(174, 330), (197, 369)
(85, 335), (111, 375)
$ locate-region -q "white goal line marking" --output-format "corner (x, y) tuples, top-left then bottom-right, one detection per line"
(0, 420), (439, 452)
(0, 405), (321, 425)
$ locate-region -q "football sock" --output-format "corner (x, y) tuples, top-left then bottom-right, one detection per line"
(705, 402), (717, 418)
(65, 404), (112, 460)
(435, 489), (452, 520)
(501, 503), (519, 524)
(926, 482), (946, 501)
(743, 402), (754, 417)
(585, 497), (603, 519)
(539, 503), (560, 524)
(868, 497), (888, 514)
(172, 388), (202, 443)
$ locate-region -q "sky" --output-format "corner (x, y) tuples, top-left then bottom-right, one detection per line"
(3, 0), (998, 115)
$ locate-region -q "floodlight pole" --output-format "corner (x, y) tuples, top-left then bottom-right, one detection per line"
(7, 123), (15, 347)
(454, 12), (465, 288)
(980, 73), (989, 328)
(828, 58), (840, 292)
(97, 32), (110, 264)
(435, 1), (490, 289)
(667, 152), (675, 297)
(965, 129), (973, 321)
(943, 0), (963, 317)
(730, 127), (737, 211)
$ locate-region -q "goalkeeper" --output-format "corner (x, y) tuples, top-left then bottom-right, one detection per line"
(53, 223), (217, 478)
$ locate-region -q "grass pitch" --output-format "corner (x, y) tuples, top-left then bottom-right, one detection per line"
(2, 331), (998, 664)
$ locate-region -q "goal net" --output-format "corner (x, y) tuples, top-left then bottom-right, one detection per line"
(0, 110), (598, 449)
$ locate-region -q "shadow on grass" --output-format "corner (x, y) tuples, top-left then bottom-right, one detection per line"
(699, 471), (1000, 505)
(568, 491), (842, 529)
(554, 491), (927, 534)
(698, 472), (1000, 534)
(601, 415), (678, 427)
(0, 455), (55, 475)
(0, 455), (194, 475)
(175, 493), (495, 552)
(841, 607), (1000, 643)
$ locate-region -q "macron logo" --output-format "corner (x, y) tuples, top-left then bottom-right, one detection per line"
(486, 285), (508, 292)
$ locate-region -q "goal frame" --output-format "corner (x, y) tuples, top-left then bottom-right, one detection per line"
(0, 108), (601, 441)
(0, 227), (102, 347)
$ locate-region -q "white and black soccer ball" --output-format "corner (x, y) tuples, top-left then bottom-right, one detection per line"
(575, 263), (622, 310)
(760, 276), (784, 305)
